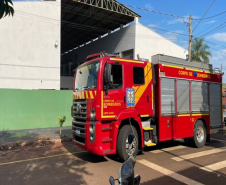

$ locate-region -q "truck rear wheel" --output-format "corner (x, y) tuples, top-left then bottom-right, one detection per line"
(117, 125), (138, 161)
(192, 120), (207, 148)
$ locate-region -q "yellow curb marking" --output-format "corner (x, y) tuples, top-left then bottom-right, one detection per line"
(0, 151), (87, 166)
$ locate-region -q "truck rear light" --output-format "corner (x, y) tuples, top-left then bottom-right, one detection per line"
(160, 64), (164, 72)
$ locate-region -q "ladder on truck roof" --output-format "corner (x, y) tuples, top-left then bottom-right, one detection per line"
(151, 54), (213, 72)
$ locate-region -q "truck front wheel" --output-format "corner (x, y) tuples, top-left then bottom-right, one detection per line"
(192, 120), (207, 148)
(117, 125), (138, 161)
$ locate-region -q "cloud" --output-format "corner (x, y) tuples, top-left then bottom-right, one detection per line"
(147, 23), (158, 28)
(167, 18), (184, 25)
(145, 3), (153, 9)
(167, 15), (199, 25)
(203, 20), (216, 25)
(208, 32), (226, 42)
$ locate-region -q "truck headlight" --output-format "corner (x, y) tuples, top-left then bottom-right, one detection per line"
(90, 109), (96, 120)
(89, 124), (94, 134)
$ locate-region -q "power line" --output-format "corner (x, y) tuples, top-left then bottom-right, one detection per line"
(194, 14), (226, 36)
(146, 26), (188, 36)
(200, 20), (226, 37)
(123, 3), (226, 22)
(193, 0), (216, 32)
(204, 40), (226, 50)
(123, 4), (185, 19)
(193, 10), (226, 20)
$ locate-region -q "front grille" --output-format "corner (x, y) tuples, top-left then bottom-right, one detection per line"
(72, 99), (87, 145)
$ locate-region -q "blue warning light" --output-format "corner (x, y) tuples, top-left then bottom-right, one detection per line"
(194, 71), (197, 77)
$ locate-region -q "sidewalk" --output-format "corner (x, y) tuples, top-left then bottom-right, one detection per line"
(0, 126), (72, 146)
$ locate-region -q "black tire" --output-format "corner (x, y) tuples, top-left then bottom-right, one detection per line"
(192, 120), (207, 148)
(117, 125), (138, 162)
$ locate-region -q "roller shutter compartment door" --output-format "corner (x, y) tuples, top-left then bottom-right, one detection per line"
(209, 83), (222, 128)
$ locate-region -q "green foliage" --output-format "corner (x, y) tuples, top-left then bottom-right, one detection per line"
(57, 116), (66, 127)
(0, 0), (14, 19)
(191, 37), (212, 63)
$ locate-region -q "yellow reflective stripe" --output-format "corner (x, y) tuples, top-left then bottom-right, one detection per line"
(192, 113), (209, 116)
(81, 91), (85, 99)
(141, 115), (149, 117)
(89, 91), (94, 99)
(178, 114), (190, 117)
(187, 68), (203, 72)
(164, 64), (184, 69)
(111, 58), (144, 64)
(143, 127), (153, 130)
(145, 143), (156, 147)
(78, 92), (81, 99)
(85, 91), (88, 99)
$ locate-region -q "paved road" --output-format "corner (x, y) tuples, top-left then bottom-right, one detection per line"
(0, 129), (225, 185)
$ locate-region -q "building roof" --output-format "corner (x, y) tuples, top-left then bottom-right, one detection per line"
(61, 0), (141, 54)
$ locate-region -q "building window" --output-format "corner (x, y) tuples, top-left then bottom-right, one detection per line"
(133, 67), (144, 85)
(122, 49), (133, 59)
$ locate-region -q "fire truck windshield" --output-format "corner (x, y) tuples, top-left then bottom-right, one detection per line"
(74, 61), (100, 91)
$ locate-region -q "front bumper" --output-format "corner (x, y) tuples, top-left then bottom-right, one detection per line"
(72, 120), (118, 155)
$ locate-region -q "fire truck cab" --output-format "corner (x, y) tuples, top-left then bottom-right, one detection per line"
(72, 52), (223, 161)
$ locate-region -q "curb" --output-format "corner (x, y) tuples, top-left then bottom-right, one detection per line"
(0, 137), (63, 151)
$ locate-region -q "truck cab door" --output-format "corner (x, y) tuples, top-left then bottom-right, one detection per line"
(132, 62), (152, 117)
(102, 60), (128, 119)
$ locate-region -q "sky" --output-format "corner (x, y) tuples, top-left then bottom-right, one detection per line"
(119, 0), (226, 82)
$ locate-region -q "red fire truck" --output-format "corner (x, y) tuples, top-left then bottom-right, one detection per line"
(72, 52), (223, 161)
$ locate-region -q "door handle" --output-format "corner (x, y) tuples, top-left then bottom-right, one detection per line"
(124, 95), (126, 104)
(147, 95), (149, 103)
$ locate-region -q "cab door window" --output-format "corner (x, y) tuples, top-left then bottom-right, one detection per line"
(104, 64), (123, 90)
(133, 67), (144, 85)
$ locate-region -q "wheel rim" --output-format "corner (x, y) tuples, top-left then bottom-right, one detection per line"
(196, 126), (204, 143)
(125, 132), (137, 156)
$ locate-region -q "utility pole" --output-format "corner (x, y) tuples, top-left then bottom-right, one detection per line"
(188, 14), (192, 62)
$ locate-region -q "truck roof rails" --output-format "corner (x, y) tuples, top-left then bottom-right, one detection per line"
(86, 51), (119, 61)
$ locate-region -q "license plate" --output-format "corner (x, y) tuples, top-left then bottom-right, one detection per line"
(75, 129), (80, 135)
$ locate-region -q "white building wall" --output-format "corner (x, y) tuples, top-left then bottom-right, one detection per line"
(134, 22), (188, 60)
(0, 1), (61, 89)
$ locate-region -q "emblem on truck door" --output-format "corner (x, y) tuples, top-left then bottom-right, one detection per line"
(126, 88), (135, 106)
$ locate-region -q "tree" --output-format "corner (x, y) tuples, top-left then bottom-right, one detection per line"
(0, 0), (14, 19)
(191, 37), (212, 63)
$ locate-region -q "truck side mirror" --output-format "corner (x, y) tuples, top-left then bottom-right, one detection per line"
(104, 63), (112, 84)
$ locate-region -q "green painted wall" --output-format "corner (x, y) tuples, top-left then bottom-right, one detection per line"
(0, 89), (73, 131)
